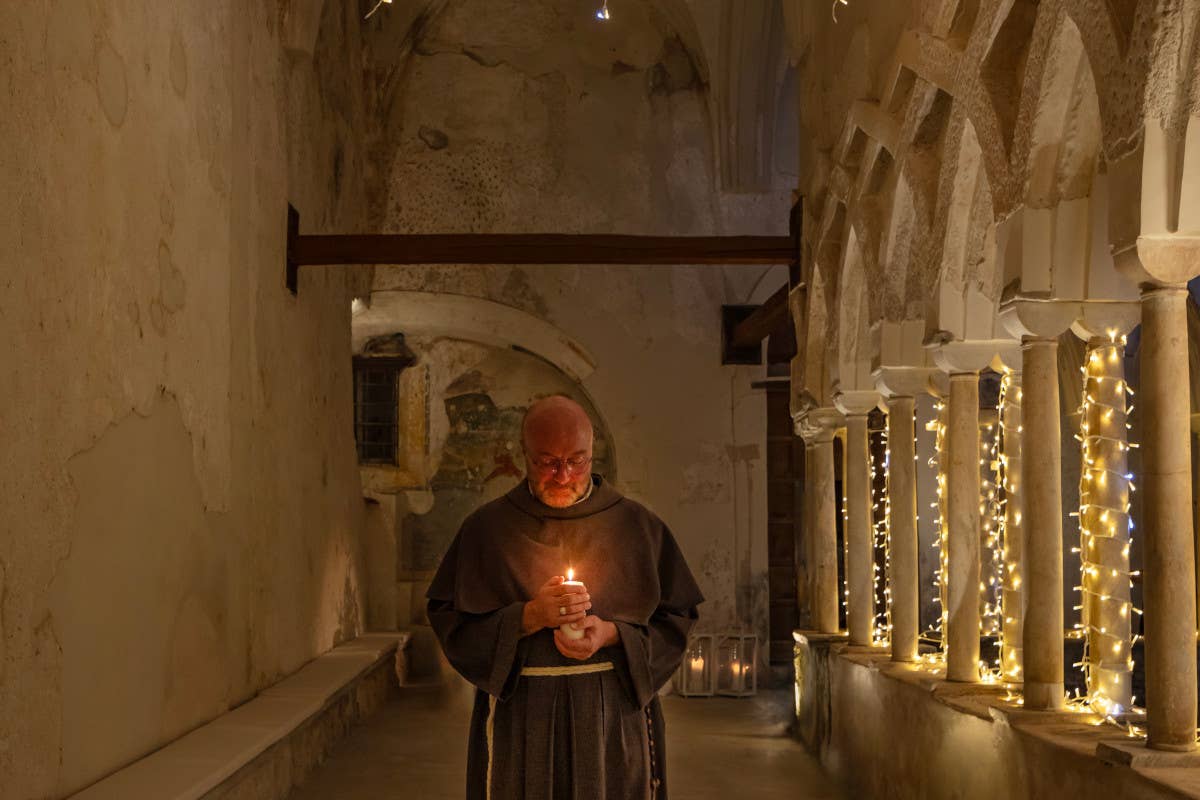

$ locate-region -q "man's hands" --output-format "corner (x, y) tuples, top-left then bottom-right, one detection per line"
(521, 576), (592, 636)
(554, 615), (620, 660)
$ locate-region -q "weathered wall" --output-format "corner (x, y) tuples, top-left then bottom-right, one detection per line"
(0, 1), (373, 795)
(797, 643), (1189, 800)
(357, 0), (793, 644)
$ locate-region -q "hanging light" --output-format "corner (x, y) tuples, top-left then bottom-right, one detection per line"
(596, 1), (611, 20)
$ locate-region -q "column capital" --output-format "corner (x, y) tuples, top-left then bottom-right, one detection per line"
(1072, 300), (1142, 340)
(929, 338), (1019, 374)
(1137, 235), (1200, 286)
(1001, 296), (1144, 342)
(873, 366), (939, 399)
(999, 297), (1078, 340)
(796, 407), (843, 440)
(834, 389), (883, 417)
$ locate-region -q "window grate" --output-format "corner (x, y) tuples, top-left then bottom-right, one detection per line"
(353, 357), (409, 465)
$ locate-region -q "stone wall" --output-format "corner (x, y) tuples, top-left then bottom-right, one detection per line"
(356, 0), (795, 645)
(0, 2), (373, 795)
(796, 640), (1192, 800)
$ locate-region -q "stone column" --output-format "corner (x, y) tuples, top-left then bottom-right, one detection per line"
(1000, 371), (1025, 683)
(1020, 337), (1064, 709)
(1079, 337), (1134, 711)
(887, 396), (919, 662)
(946, 372), (982, 682)
(1140, 286), (1197, 751)
(844, 413), (873, 646)
(802, 418), (841, 634)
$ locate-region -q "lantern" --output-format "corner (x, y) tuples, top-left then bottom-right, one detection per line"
(716, 633), (758, 697)
(675, 634), (717, 696)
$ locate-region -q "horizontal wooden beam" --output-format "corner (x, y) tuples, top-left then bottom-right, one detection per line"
(731, 284), (790, 348)
(292, 233), (794, 266)
(284, 204), (801, 294)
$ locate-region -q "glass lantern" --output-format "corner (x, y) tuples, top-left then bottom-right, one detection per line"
(676, 634), (716, 696)
(716, 633), (758, 697)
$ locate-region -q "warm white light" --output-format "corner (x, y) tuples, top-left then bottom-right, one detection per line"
(364, 0), (393, 20)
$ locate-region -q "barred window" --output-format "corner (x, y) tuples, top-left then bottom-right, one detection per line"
(353, 356), (411, 464)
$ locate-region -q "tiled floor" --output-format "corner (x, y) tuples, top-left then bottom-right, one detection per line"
(288, 678), (843, 799)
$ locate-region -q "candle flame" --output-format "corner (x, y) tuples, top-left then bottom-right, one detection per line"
(566, 568), (575, 581)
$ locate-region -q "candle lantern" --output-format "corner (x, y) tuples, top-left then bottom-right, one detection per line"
(716, 633), (758, 697)
(675, 634), (717, 696)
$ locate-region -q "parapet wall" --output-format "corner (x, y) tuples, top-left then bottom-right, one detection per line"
(794, 634), (1200, 800)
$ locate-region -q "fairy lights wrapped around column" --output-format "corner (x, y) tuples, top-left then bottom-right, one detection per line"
(871, 423), (892, 647)
(923, 400), (950, 667)
(840, 431), (850, 620)
(979, 410), (1006, 681)
(1071, 333), (1139, 717)
(999, 371), (1025, 684)
(980, 414), (1005, 639)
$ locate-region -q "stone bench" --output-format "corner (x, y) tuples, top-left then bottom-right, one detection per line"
(70, 632), (409, 800)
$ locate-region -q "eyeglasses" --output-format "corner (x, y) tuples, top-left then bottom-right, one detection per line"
(530, 454), (592, 475)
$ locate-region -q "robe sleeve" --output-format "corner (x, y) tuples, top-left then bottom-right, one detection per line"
(614, 524), (703, 708)
(426, 531), (528, 699)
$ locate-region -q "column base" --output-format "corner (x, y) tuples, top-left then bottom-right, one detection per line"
(1023, 681), (1064, 710)
(1147, 737), (1199, 753)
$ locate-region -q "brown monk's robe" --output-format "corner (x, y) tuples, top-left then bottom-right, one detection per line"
(427, 475), (703, 800)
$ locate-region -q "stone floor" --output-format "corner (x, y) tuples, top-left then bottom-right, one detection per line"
(288, 678), (844, 799)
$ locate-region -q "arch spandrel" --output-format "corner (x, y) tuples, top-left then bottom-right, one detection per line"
(924, 117), (1005, 342)
(833, 226), (875, 394)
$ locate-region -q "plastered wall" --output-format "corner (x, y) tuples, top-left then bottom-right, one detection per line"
(0, 2), (373, 795)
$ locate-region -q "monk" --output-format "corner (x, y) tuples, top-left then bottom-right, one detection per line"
(427, 395), (703, 800)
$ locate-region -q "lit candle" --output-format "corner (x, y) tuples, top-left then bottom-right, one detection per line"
(690, 655), (705, 685)
(560, 568), (586, 640)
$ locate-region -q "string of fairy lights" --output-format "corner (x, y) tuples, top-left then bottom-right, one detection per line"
(980, 409), (1005, 678)
(841, 432), (850, 621)
(826, 333), (1151, 736)
(1067, 332), (1143, 731)
(871, 422), (892, 647)
(997, 371), (1024, 684)
(923, 400), (950, 668)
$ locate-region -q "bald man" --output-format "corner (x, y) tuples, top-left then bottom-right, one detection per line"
(427, 396), (703, 800)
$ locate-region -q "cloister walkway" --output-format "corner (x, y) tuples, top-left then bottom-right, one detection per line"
(287, 680), (843, 799)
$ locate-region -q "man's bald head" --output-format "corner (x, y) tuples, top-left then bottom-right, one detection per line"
(522, 396), (595, 508)
(522, 395), (594, 451)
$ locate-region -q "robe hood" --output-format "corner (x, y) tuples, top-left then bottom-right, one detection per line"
(427, 475), (703, 629)
(503, 475), (624, 520)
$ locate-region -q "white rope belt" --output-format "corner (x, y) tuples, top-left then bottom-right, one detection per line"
(519, 662), (614, 677)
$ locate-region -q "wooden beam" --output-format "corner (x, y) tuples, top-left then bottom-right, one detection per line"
(291, 232), (794, 267)
(731, 283), (790, 348)
(284, 199), (804, 294)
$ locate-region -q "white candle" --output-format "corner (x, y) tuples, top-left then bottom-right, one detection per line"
(731, 661), (745, 691)
(560, 568), (586, 640)
(690, 655), (705, 687)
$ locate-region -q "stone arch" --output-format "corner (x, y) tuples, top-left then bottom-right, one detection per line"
(1025, 15), (1103, 210)
(1010, 13), (1135, 302)
(979, 0), (1040, 153)
(803, 267), (834, 405)
(885, 169), (919, 320)
(928, 119), (998, 340)
(815, 201), (848, 303)
(351, 291), (596, 381)
(834, 227), (873, 393)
